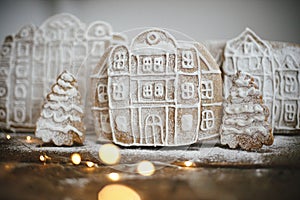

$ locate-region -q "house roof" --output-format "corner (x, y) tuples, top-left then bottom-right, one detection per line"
(225, 28), (271, 57)
(130, 29), (178, 53)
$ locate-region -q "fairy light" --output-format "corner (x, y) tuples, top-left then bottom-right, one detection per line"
(137, 160), (155, 176)
(39, 154), (51, 163)
(107, 172), (120, 181)
(86, 161), (95, 168)
(71, 153), (81, 165)
(39, 155), (46, 162)
(98, 144), (121, 165)
(6, 134), (11, 140)
(26, 136), (31, 141)
(184, 161), (194, 167)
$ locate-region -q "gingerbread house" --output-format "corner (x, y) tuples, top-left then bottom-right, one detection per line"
(222, 28), (300, 133)
(91, 29), (222, 146)
(222, 28), (275, 127)
(0, 13), (125, 131)
(274, 54), (300, 132)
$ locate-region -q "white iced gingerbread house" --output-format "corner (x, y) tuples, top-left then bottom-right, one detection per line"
(222, 28), (275, 126)
(274, 55), (300, 132)
(0, 13), (125, 131)
(91, 29), (222, 146)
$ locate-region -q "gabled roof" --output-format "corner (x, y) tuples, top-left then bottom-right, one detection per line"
(15, 24), (36, 40)
(282, 54), (299, 69)
(225, 28), (271, 57)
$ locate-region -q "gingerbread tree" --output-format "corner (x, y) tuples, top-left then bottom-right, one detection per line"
(35, 70), (85, 146)
(220, 71), (273, 150)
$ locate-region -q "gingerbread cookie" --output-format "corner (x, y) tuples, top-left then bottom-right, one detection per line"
(92, 28), (223, 146)
(0, 13), (126, 132)
(36, 71), (85, 146)
(220, 71), (273, 150)
(271, 41), (300, 134)
(222, 28), (300, 134)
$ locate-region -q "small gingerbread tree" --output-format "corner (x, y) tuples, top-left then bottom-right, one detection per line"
(35, 70), (85, 146)
(220, 71), (273, 150)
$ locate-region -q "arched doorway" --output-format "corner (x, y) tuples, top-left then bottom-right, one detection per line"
(145, 114), (163, 145)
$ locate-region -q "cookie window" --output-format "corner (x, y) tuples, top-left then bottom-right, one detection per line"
(182, 51), (194, 69)
(112, 83), (125, 100)
(181, 83), (194, 99)
(201, 81), (213, 99)
(201, 110), (214, 130)
(113, 52), (126, 70)
(97, 84), (108, 103)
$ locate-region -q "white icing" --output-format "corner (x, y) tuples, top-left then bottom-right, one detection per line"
(224, 115), (265, 126)
(49, 94), (70, 102)
(53, 84), (77, 97)
(42, 110), (81, 122)
(222, 126), (268, 136)
(224, 104), (264, 114)
(44, 102), (83, 113)
(57, 79), (73, 88)
(61, 72), (74, 82)
(231, 87), (260, 98)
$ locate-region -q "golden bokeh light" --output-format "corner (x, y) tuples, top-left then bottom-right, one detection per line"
(98, 144), (120, 165)
(71, 153), (81, 165)
(107, 172), (120, 181)
(86, 161), (95, 168)
(98, 184), (141, 200)
(137, 160), (155, 176)
(184, 161), (194, 167)
(6, 134), (11, 140)
(39, 155), (46, 162)
(26, 136), (31, 141)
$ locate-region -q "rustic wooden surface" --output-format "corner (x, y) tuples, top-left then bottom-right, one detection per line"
(0, 133), (299, 200)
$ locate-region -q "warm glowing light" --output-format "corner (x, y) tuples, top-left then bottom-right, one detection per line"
(26, 136), (31, 141)
(86, 161), (95, 168)
(39, 155), (46, 162)
(137, 160), (155, 176)
(71, 153), (81, 165)
(184, 161), (194, 167)
(98, 144), (120, 165)
(4, 163), (14, 171)
(6, 134), (11, 140)
(98, 184), (141, 200)
(107, 172), (120, 181)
